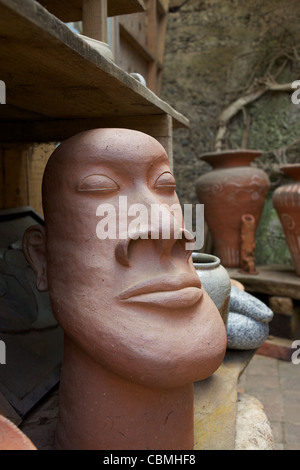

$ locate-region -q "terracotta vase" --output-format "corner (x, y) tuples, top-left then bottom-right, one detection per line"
(195, 149), (270, 268)
(192, 252), (231, 325)
(273, 164), (300, 276)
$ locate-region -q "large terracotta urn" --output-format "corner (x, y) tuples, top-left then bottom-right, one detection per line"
(195, 149), (270, 268)
(273, 164), (300, 276)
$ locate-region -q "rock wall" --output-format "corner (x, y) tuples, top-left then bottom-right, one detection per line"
(161, 0), (300, 264)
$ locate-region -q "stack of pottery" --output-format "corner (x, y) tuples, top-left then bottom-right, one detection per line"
(195, 149), (270, 268)
(273, 164), (300, 276)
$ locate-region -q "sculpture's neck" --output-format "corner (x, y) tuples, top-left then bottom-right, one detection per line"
(54, 335), (194, 450)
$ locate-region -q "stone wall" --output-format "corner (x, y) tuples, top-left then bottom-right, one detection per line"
(161, 0), (300, 264)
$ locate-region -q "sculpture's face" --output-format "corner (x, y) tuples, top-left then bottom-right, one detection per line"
(34, 129), (226, 388)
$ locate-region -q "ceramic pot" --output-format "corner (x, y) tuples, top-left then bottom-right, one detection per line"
(195, 149), (270, 268)
(192, 252), (231, 325)
(273, 164), (300, 276)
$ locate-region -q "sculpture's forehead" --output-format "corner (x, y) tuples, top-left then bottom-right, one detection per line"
(43, 130), (171, 197)
(56, 129), (169, 169)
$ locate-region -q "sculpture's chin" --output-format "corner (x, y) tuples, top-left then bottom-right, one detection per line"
(51, 289), (227, 390)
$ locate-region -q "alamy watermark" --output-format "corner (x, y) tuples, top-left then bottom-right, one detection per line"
(0, 340), (6, 364)
(291, 80), (300, 105)
(291, 340), (300, 365)
(95, 197), (204, 250)
(0, 80), (6, 104)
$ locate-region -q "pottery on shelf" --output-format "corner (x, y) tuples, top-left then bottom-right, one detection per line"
(273, 164), (300, 276)
(195, 149), (270, 268)
(130, 73), (147, 87)
(192, 252), (231, 325)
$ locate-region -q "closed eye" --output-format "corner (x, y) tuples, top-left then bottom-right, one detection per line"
(154, 172), (176, 192)
(78, 174), (119, 194)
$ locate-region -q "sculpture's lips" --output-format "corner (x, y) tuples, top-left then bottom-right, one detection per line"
(118, 273), (203, 308)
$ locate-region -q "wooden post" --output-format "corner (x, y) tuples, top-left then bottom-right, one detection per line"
(146, 0), (157, 92)
(82, 0), (107, 42)
(3, 145), (29, 209)
(154, 114), (173, 172)
(156, 1), (169, 95)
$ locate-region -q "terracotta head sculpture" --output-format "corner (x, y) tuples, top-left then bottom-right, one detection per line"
(23, 128), (226, 450)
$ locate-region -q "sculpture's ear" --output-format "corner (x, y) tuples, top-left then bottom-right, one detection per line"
(23, 224), (48, 292)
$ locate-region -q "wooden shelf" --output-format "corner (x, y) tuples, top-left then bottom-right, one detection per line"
(0, 0), (188, 143)
(227, 264), (300, 300)
(37, 0), (146, 22)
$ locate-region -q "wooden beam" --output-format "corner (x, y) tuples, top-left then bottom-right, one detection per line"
(157, 0), (169, 14)
(82, 0), (107, 42)
(2, 145), (30, 209)
(27, 143), (56, 214)
(153, 114), (173, 171)
(0, 115), (169, 140)
(119, 21), (155, 62)
(0, 114), (174, 166)
(37, 0), (146, 22)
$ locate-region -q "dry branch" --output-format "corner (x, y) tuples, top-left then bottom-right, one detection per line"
(214, 80), (295, 152)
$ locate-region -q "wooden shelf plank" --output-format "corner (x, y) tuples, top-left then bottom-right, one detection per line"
(0, 0), (188, 142)
(227, 264), (300, 300)
(0, 115), (172, 142)
(37, 0), (146, 21)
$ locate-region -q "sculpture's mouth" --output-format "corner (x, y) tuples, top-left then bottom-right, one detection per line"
(118, 273), (202, 308)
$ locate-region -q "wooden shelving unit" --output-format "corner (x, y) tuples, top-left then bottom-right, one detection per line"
(36, 1), (168, 94)
(117, 0), (169, 94)
(0, 0), (189, 213)
(0, 0), (188, 156)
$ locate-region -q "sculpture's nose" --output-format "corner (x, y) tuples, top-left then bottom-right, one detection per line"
(114, 187), (195, 267)
(115, 224), (194, 267)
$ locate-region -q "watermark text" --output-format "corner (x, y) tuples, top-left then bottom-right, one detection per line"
(96, 198), (204, 250)
(0, 81), (5, 104)
(291, 80), (300, 105)
(0, 340), (6, 364)
(292, 340), (300, 365)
